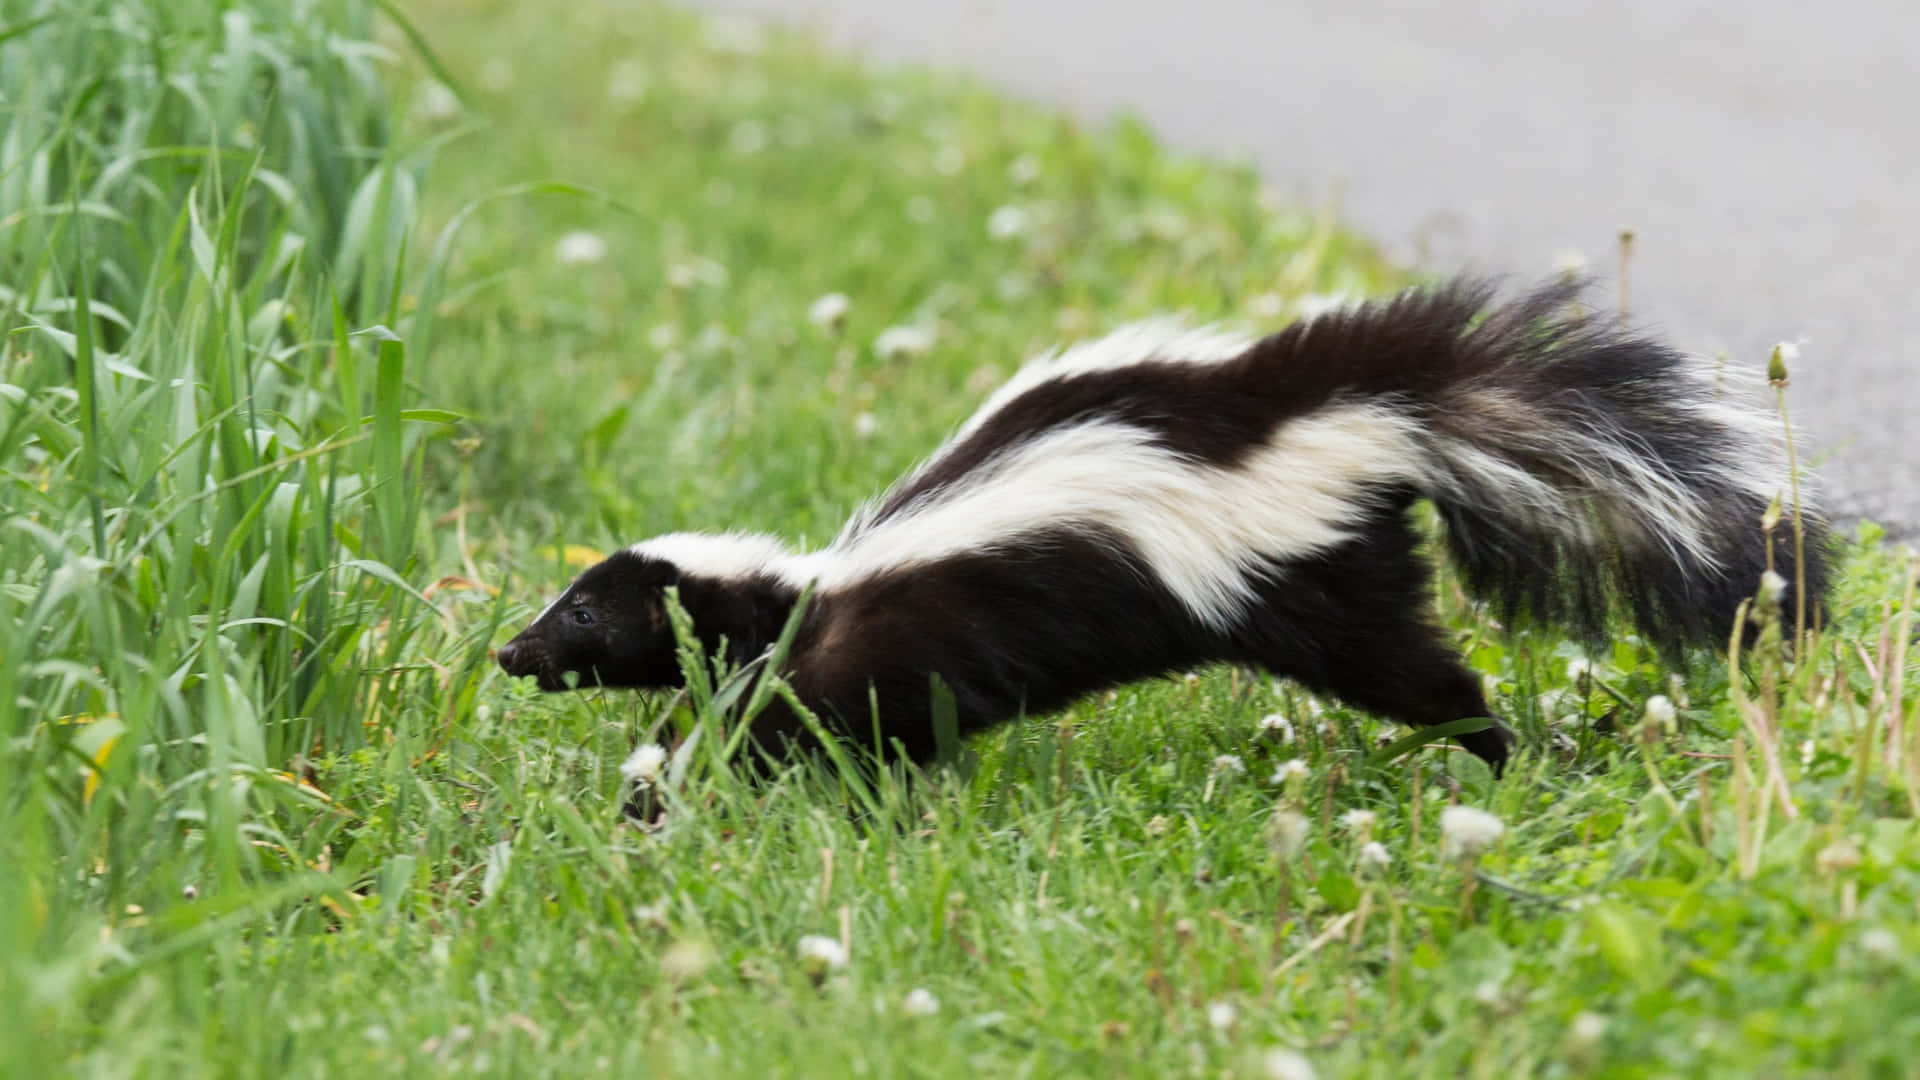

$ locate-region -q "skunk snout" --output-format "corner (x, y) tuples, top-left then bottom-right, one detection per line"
(496, 640), (529, 676)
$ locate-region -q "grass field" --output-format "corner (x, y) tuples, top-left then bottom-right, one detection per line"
(4, 1), (1918, 1076)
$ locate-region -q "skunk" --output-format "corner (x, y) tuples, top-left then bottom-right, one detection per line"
(496, 278), (1827, 775)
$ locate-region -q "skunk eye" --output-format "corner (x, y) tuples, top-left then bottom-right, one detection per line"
(569, 608), (596, 627)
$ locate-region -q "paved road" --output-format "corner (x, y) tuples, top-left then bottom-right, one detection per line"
(693, 0), (1918, 538)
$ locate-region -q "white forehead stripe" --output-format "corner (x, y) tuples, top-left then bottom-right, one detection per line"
(630, 532), (797, 581)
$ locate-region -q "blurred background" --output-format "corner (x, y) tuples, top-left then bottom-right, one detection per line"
(695, 0), (1920, 536)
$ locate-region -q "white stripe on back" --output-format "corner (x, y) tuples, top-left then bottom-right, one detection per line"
(953, 319), (1255, 443)
(785, 403), (1425, 627)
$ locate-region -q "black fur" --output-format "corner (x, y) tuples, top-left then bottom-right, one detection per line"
(498, 278), (1828, 779)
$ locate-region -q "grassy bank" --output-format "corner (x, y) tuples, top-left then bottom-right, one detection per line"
(3, 1), (1916, 1076)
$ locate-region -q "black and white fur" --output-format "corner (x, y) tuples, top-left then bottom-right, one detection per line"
(497, 278), (1828, 775)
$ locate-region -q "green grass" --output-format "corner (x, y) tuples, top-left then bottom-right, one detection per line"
(4, 1), (1919, 1076)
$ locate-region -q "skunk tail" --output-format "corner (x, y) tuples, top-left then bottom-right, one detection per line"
(1359, 279), (1827, 658)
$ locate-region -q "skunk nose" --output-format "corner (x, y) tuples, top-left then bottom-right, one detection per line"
(496, 641), (523, 674)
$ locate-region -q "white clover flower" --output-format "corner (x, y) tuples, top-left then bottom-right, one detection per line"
(1568, 1011), (1607, 1047)
(1340, 809), (1377, 834)
(1007, 154), (1042, 186)
(1144, 814), (1171, 837)
(902, 987), (940, 1016)
(665, 258), (728, 291)
(1210, 754), (1246, 777)
(660, 940), (713, 979)
(480, 58), (514, 92)
(797, 934), (848, 975)
(1472, 979), (1504, 1007)
(694, 325), (735, 353)
(1815, 841), (1862, 875)
(1357, 841), (1392, 874)
(853, 412), (879, 439)
(1860, 927), (1901, 964)
(412, 82), (460, 123)
(1440, 805), (1505, 861)
(729, 121), (767, 156)
(1270, 759), (1309, 786)
(620, 743), (668, 786)
(808, 292), (850, 330)
(986, 204), (1030, 240)
(1552, 249), (1590, 276)
(555, 231), (608, 265)
(1258, 713), (1295, 742)
(1643, 694), (1676, 732)
(606, 59), (648, 105)
(1268, 808), (1310, 858)
(1758, 569), (1788, 608)
(1206, 1000), (1238, 1033)
(1261, 1048), (1318, 1080)
(874, 325), (934, 359)
(474, 704), (492, 724)
(633, 899), (670, 928)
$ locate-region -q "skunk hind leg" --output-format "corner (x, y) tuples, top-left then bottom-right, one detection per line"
(1253, 620), (1514, 775)
(1238, 528), (1516, 775)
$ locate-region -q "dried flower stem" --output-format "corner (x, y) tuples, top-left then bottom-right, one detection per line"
(1728, 596), (1797, 824)
(1733, 731), (1756, 879)
(1457, 855), (1481, 924)
(1617, 228), (1635, 323)
(1772, 380), (1810, 656)
(1636, 737), (1692, 842)
(1386, 890), (1405, 1017)
(1271, 911), (1355, 978)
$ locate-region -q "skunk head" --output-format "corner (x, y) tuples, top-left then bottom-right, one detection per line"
(497, 550), (684, 692)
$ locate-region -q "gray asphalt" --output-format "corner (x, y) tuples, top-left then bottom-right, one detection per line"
(692, 0), (1919, 538)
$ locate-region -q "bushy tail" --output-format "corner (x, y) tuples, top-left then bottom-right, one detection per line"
(1377, 278), (1827, 658)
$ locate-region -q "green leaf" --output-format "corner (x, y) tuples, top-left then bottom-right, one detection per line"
(357, 408), (464, 426)
(1367, 717), (1496, 766)
(1585, 902), (1658, 985)
(1316, 864), (1361, 913)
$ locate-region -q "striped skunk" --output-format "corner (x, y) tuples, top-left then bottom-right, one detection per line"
(496, 278), (1826, 777)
